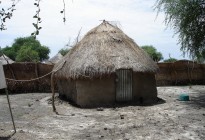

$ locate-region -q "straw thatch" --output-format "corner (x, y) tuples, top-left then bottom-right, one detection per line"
(45, 53), (63, 65)
(55, 21), (158, 79)
(0, 54), (14, 65)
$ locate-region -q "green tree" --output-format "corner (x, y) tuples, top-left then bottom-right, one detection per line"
(2, 36), (50, 62)
(141, 45), (163, 62)
(35, 45), (50, 61)
(164, 58), (177, 63)
(1, 46), (16, 60)
(155, 0), (205, 58)
(58, 48), (69, 56)
(16, 46), (40, 62)
(195, 50), (205, 63)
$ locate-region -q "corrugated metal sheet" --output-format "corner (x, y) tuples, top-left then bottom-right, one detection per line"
(116, 69), (132, 101)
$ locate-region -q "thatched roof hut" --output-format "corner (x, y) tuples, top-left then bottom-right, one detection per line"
(55, 21), (158, 79)
(45, 53), (63, 65)
(54, 21), (158, 107)
(0, 54), (14, 65)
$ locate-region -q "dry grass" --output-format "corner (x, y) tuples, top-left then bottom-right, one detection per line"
(54, 21), (158, 79)
(45, 53), (63, 65)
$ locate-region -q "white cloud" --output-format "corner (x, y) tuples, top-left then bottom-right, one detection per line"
(0, 0), (188, 60)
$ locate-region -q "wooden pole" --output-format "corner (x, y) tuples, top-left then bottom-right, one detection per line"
(51, 72), (57, 114)
(5, 88), (16, 133)
(51, 60), (66, 114)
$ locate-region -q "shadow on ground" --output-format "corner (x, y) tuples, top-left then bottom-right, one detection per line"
(56, 95), (166, 109)
(0, 137), (10, 140)
(185, 88), (205, 108)
(0, 132), (15, 140)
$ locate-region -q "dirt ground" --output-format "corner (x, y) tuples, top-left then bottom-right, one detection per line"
(0, 86), (205, 140)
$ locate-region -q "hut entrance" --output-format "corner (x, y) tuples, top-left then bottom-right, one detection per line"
(116, 69), (133, 102)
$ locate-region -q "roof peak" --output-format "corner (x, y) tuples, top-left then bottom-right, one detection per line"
(54, 21), (158, 79)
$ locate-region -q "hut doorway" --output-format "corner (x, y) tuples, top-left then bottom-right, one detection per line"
(116, 69), (133, 102)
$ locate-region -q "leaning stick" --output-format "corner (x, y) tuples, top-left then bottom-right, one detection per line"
(51, 72), (57, 113)
(5, 88), (16, 133)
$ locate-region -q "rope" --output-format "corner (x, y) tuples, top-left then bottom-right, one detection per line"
(1, 48), (66, 82)
(5, 60), (66, 82)
(6, 70), (53, 82)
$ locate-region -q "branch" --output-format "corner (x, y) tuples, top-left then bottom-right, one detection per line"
(31, 0), (42, 39)
(60, 0), (66, 23)
(0, 0), (20, 31)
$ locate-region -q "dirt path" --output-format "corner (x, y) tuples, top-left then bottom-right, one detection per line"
(0, 86), (205, 140)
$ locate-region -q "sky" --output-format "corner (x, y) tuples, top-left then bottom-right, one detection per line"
(0, 0), (189, 60)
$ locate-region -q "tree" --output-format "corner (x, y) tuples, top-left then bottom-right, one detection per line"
(2, 36), (50, 62)
(16, 46), (40, 62)
(35, 44), (50, 61)
(0, 46), (16, 60)
(164, 58), (177, 63)
(141, 45), (163, 62)
(58, 48), (70, 56)
(155, 0), (205, 58)
(195, 50), (205, 63)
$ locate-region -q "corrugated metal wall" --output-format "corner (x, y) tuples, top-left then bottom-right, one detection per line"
(116, 69), (133, 101)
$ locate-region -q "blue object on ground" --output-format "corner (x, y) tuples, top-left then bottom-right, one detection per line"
(178, 94), (189, 101)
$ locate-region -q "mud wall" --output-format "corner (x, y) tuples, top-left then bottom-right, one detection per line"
(75, 75), (116, 107)
(156, 60), (205, 86)
(133, 72), (157, 102)
(1, 60), (205, 93)
(62, 73), (158, 107)
(3, 62), (53, 93)
(57, 78), (77, 103)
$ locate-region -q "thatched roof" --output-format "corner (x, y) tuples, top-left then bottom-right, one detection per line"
(45, 53), (63, 65)
(0, 54), (14, 65)
(54, 21), (158, 79)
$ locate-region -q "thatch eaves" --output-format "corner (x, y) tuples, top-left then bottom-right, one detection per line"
(54, 21), (159, 79)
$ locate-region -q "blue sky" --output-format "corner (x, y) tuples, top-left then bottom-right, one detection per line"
(0, 0), (189, 60)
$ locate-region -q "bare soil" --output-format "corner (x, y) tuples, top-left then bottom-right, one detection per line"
(0, 86), (205, 140)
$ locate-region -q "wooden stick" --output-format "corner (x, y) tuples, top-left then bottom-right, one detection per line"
(51, 61), (66, 114)
(51, 73), (57, 114)
(5, 88), (16, 133)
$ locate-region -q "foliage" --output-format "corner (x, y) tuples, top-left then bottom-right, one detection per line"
(155, 0), (205, 58)
(31, 0), (42, 38)
(16, 46), (40, 62)
(58, 48), (69, 56)
(0, 0), (17, 30)
(2, 36), (50, 62)
(164, 58), (177, 63)
(35, 45), (50, 61)
(0, 47), (3, 56)
(1, 46), (16, 60)
(141, 45), (163, 62)
(195, 50), (205, 63)
(0, 0), (66, 38)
